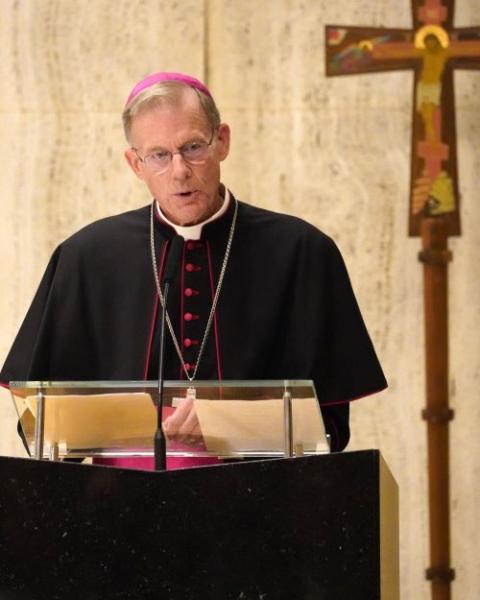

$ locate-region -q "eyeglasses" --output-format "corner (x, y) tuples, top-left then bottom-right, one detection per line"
(133, 129), (215, 174)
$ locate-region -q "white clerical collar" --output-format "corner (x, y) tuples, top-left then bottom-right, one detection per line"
(155, 188), (230, 240)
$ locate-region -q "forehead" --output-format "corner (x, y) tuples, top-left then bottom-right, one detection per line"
(130, 92), (210, 149)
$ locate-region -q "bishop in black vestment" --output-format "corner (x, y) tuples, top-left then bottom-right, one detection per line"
(0, 72), (387, 457)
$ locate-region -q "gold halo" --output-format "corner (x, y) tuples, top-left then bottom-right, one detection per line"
(414, 25), (449, 49)
(358, 40), (373, 51)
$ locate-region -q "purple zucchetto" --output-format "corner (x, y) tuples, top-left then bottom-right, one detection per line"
(125, 71), (213, 107)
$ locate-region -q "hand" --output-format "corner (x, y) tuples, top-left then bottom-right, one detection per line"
(163, 396), (202, 444)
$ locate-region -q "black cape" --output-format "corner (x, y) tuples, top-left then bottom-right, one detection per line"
(0, 196), (387, 450)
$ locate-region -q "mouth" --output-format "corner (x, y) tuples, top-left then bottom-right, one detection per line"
(175, 190), (198, 198)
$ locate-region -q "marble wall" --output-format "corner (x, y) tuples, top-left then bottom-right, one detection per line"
(1, 1), (479, 598)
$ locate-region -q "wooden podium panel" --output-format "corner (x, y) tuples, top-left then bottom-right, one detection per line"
(0, 451), (398, 599)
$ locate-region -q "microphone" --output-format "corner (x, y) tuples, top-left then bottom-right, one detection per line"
(155, 234), (184, 471)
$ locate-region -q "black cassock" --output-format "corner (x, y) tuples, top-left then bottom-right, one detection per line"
(0, 195), (387, 451)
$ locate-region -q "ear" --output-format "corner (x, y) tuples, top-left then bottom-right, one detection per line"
(216, 123), (231, 162)
(124, 148), (145, 179)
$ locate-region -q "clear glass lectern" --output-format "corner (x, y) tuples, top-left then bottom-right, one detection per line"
(9, 380), (329, 460)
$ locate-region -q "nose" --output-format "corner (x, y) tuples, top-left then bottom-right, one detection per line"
(170, 152), (192, 180)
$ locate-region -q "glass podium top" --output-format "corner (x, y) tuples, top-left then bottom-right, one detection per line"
(10, 379), (317, 397)
(9, 380), (329, 460)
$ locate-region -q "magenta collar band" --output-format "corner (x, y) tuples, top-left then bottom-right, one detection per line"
(125, 71), (212, 107)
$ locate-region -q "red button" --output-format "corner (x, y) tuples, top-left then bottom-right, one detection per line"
(186, 241), (195, 250)
(185, 263), (202, 272)
(184, 362), (196, 371)
(184, 312), (199, 321)
(184, 288), (199, 297)
(184, 338), (192, 348)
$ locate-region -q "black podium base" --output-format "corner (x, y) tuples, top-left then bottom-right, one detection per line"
(0, 451), (398, 599)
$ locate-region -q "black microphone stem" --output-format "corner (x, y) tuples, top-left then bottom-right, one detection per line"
(154, 234), (183, 472)
(154, 279), (170, 472)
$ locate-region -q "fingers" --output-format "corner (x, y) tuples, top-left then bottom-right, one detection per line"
(163, 397), (201, 443)
(180, 407), (201, 436)
(163, 397), (194, 433)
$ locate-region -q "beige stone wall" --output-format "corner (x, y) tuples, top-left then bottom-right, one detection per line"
(1, 1), (479, 598)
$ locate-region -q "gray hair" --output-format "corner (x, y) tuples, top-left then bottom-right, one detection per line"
(122, 81), (221, 144)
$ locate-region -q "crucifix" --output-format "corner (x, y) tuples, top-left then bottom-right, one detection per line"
(325, 2), (480, 600)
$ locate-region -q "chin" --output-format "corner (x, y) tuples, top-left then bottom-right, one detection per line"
(175, 209), (206, 227)
(162, 196), (219, 226)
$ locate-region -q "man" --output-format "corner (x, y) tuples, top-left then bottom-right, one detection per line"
(0, 72), (387, 463)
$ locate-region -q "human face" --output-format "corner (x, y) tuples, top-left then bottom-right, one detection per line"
(424, 34), (440, 52)
(125, 90), (230, 226)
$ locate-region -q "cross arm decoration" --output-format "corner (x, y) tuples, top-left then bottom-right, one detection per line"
(325, 0), (480, 236)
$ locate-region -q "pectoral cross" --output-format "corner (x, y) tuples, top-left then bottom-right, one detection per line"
(325, 3), (480, 600)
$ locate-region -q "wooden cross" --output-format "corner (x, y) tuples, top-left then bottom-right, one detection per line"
(325, 0), (480, 236)
(325, 3), (480, 600)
